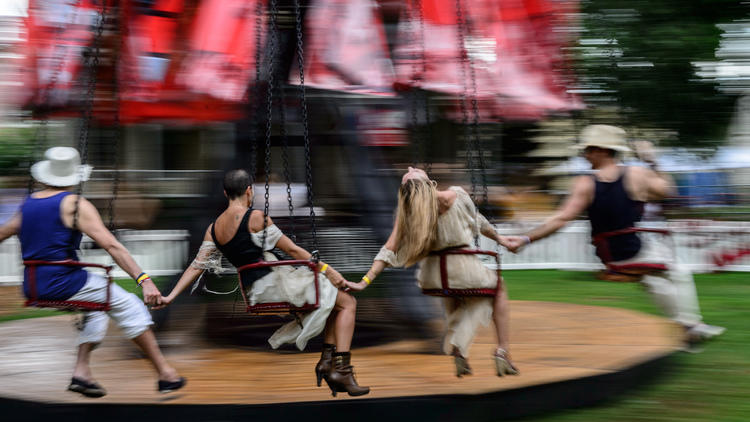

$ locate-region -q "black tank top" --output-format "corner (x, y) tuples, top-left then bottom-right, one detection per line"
(211, 209), (271, 288)
(587, 168), (645, 262)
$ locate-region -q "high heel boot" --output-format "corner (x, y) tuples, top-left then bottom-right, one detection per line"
(315, 343), (335, 387)
(452, 347), (472, 378)
(325, 352), (370, 397)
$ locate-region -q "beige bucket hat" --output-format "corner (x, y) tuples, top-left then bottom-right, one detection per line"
(572, 124), (630, 153)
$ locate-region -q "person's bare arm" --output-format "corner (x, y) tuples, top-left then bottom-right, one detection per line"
(153, 226), (212, 309)
(643, 167), (675, 201)
(0, 213), (20, 243)
(70, 196), (162, 304)
(507, 176), (593, 252)
(250, 211), (346, 288)
(347, 215), (400, 291)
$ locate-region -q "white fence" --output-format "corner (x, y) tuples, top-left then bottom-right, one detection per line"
(0, 230), (189, 285)
(2, 221), (750, 285)
(487, 220), (750, 273)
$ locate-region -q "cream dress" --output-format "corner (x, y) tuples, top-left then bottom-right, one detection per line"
(193, 224), (338, 351)
(376, 186), (500, 356)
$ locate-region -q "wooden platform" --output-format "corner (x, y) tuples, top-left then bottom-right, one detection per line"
(0, 301), (681, 421)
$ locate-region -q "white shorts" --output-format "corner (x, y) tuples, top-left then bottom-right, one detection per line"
(67, 272), (153, 345)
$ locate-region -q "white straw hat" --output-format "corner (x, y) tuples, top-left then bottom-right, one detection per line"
(572, 124), (630, 153)
(30, 147), (93, 187)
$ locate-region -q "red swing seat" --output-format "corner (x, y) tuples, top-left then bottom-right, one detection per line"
(421, 247), (501, 297)
(592, 227), (671, 278)
(23, 259), (113, 312)
(237, 259), (321, 315)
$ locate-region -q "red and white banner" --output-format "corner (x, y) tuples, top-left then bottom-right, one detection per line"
(22, 0), (101, 107)
(394, 0), (582, 122)
(289, 0), (396, 96)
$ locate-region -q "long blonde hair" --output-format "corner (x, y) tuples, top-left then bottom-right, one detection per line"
(396, 178), (439, 267)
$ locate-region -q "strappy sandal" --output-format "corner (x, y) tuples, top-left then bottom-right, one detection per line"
(494, 348), (519, 376)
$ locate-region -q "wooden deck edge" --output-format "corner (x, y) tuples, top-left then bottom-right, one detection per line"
(0, 350), (677, 422)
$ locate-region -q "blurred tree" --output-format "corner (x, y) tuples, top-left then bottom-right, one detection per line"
(0, 127), (35, 175)
(580, 0), (748, 147)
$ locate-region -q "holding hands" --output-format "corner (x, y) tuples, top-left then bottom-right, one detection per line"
(497, 234), (531, 254)
(322, 264), (347, 289)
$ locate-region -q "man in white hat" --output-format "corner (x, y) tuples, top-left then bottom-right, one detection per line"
(505, 125), (725, 347)
(0, 147), (185, 397)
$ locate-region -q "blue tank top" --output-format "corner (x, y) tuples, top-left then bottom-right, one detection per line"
(211, 209), (271, 289)
(19, 191), (87, 300)
(587, 169), (645, 262)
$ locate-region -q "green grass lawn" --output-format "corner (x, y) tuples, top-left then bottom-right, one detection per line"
(2, 271), (748, 420)
(503, 270), (750, 422)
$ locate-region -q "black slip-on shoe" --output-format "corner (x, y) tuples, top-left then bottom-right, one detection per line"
(67, 377), (107, 398)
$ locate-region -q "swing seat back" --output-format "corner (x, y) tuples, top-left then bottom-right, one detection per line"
(237, 259), (321, 315)
(23, 260), (113, 312)
(421, 247), (500, 297)
(592, 228), (671, 278)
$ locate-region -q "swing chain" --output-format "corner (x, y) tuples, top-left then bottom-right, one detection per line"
(107, 4), (123, 232)
(249, 0), (265, 181)
(414, 0), (433, 175)
(72, 0), (108, 234)
(262, 0), (280, 252)
(453, 0), (477, 202)
(294, 0), (318, 253)
(276, 72), (296, 241)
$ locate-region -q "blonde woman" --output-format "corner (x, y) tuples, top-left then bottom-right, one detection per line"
(347, 167), (518, 377)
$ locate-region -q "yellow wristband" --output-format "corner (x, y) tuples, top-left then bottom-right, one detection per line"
(362, 275), (372, 285)
(320, 263), (329, 273)
(136, 273), (150, 286)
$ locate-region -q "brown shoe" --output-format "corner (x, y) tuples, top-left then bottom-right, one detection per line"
(325, 352), (370, 397)
(315, 344), (335, 387)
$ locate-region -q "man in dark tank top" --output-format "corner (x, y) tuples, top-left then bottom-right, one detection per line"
(505, 125), (724, 348)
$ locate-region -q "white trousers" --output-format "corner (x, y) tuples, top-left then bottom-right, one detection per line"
(67, 273), (154, 345)
(610, 233), (703, 327)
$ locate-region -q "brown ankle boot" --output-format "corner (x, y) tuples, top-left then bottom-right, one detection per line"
(315, 344), (335, 387)
(325, 352), (370, 397)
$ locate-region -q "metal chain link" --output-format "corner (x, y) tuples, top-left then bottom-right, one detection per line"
(107, 4), (122, 232)
(276, 79), (296, 242)
(262, 0), (280, 252)
(415, 0), (433, 175)
(249, 0), (265, 181)
(294, 0), (318, 254)
(453, 0), (477, 203)
(58, 1), (107, 259)
(464, 17), (488, 207)
(72, 1), (107, 238)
